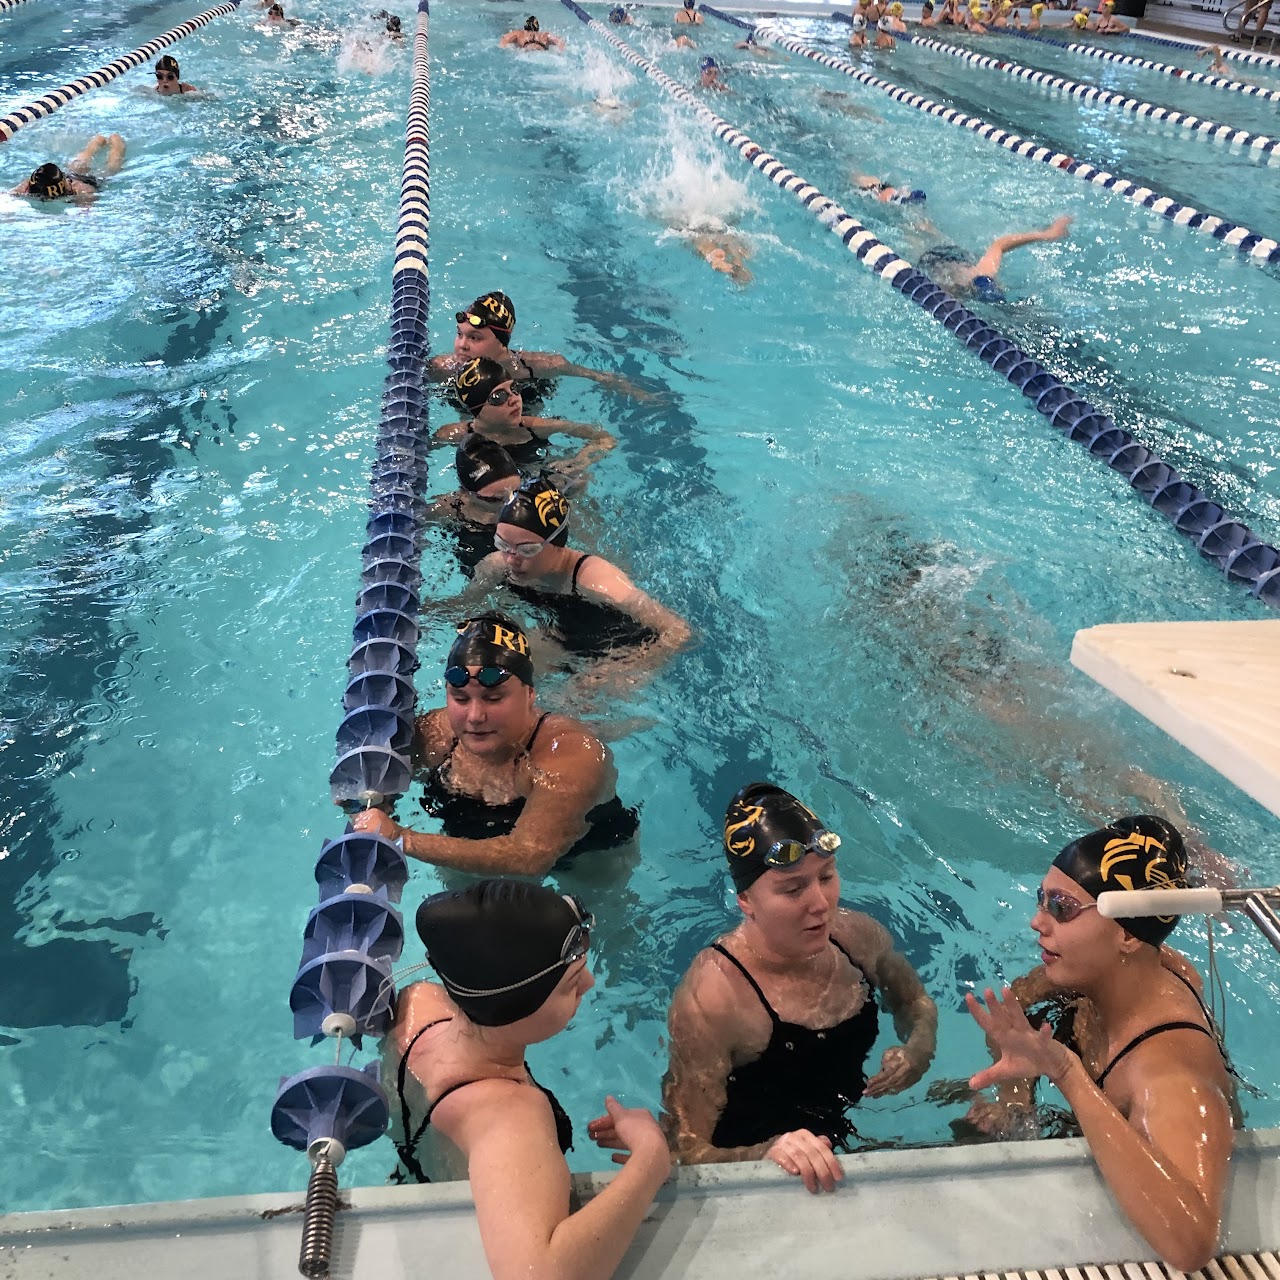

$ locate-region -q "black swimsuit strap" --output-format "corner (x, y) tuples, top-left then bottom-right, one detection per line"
(710, 943), (780, 1026)
(570, 553), (594, 595)
(526, 711), (550, 751)
(395, 1017), (454, 1183)
(1095, 1022), (1214, 1090)
(829, 936), (875, 991)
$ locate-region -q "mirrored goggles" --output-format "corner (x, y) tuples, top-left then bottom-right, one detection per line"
(764, 830), (841, 869)
(444, 665), (514, 689)
(495, 528), (558, 558)
(1036, 887), (1097, 925)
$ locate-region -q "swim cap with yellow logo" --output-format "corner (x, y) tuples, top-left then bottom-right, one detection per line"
(28, 163), (70, 200)
(1052, 815), (1188, 946)
(498, 477), (570, 546)
(456, 291), (516, 344)
(454, 356), (511, 414)
(723, 783), (841, 893)
(447, 612), (535, 686)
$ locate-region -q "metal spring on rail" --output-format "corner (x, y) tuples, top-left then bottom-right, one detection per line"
(298, 1152), (339, 1278)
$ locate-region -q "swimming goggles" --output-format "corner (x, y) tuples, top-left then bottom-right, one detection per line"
(764, 830), (841, 869)
(156, 70), (178, 80)
(485, 385), (519, 407)
(495, 527), (559, 558)
(1036, 887), (1097, 925)
(444, 665), (514, 689)
(457, 310), (511, 334)
(438, 897), (593, 998)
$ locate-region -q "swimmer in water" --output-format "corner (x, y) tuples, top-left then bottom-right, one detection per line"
(428, 291), (652, 403)
(435, 357), (617, 473)
(662, 784), (937, 1191)
(966, 817), (1236, 1272)
(917, 215), (1071, 302)
(383, 879), (671, 1280)
(385, 14), (403, 38)
(735, 31), (786, 58)
(884, 2), (910, 32)
(351, 613), (640, 874)
(265, 3), (301, 25)
(12, 134), (126, 203)
(153, 54), (198, 94)
(818, 89), (885, 123)
(1071, 7), (1094, 29)
(690, 232), (752, 284)
(849, 12), (869, 48)
(965, 3), (989, 31)
(608, 5), (633, 22)
(874, 11), (899, 43)
(1095, 0), (1130, 30)
(699, 56), (729, 89)
(675, 0), (703, 23)
(920, 1), (940, 24)
(1027, 1), (1045, 28)
(454, 478), (691, 678)
(938, 0), (962, 21)
(855, 173), (927, 204)
(425, 437), (526, 580)
(500, 15), (566, 51)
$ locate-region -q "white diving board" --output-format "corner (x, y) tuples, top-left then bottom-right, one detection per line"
(1071, 619), (1280, 820)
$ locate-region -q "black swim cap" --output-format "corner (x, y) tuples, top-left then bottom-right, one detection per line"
(498, 477), (569, 546)
(27, 163), (69, 200)
(723, 783), (839, 893)
(156, 54), (181, 75)
(448, 612), (535, 686)
(456, 292), (516, 344)
(457, 434), (520, 494)
(387, 15), (401, 30)
(453, 356), (510, 414)
(416, 881), (590, 1027)
(525, 15), (540, 31)
(1052, 815), (1188, 947)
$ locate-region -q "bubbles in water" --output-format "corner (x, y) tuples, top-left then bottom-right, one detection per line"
(337, 28), (395, 77)
(609, 110), (759, 237)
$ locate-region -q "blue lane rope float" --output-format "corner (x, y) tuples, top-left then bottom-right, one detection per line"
(905, 34), (1280, 155)
(0, 0), (34, 12)
(990, 27), (1280, 102)
(272, 4), (432, 1272)
(1123, 27), (1280, 70)
(0, 0), (240, 143)
(566, 1), (1280, 604)
(703, 10), (1280, 265)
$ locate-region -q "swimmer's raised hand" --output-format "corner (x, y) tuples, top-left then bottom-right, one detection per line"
(585, 1096), (671, 1171)
(766, 1129), (844, 1194)
(966, 987), (1075, 1089)
(863, 1043), (929, 1097)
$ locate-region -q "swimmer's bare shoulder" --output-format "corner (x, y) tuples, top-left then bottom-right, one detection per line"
(828, 905), (893, 967)
(412, 707), (455, 770)
(527, 714), (614, 785)
(674, 940), (769, 1054)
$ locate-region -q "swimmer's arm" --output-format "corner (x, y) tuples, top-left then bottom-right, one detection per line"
(499, 31), (522, 47)
(397, 730), (610, 876)
(524, 417), (615, 445)
(445, 1084), (670, 1280)
(576, 561), (693, 665)
(418, 555), (503, 622)
(661, 961), (779, 1165)
(522, 352), (653, 401)
(431, 419), (469, 444)
(547, 34), (566, 49)
(842, 913), (936, 1090)
(1053, 1058), (1233, 1272)
(427, 353), (457, 381)
(547, 436), (616, 486)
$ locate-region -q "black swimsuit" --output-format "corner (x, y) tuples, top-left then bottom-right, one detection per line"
(418, 712), (638, 864)
(464, 422), (551, 469)
(67, 171), (102, 190)
(709, 939), (880, 1153)
(508, 355), (557, 411)
(509, 553), (660, 661)
(392, 1016), (573, 1183)
(1094, 970), (1229, 1091)
(443, 496), (496, 578)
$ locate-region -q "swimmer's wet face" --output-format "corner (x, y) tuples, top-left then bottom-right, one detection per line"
(444, 666), (535, 758)
(1032, 868), (1110, 988)
(454, 321), (506, 362)
(740, 855), (842, 963)
(475, 381), (524, 429)
(495, 522), (559, 574)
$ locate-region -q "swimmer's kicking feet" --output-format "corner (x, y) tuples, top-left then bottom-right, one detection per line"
(692, 233), (752, 284)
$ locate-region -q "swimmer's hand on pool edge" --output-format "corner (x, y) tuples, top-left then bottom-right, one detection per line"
(585, 1096), (674, 1172)
(766, 1129), (844, 1194)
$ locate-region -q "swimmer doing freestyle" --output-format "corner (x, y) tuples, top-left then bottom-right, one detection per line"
(661, 785), (937, 1192)
(917, 215), (1071, 303)
(351, 613), (639, 875)
(428, 291), (650, 403)
(12, 134), (126, 203)
(384, 880), (669, 1279)
(966, 816), (1236, 1272)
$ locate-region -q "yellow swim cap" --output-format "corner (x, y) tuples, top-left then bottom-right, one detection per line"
(891, 2), (904, 12)
(1032, 2), (1045, 12)
(1072, 10), (1088, 22)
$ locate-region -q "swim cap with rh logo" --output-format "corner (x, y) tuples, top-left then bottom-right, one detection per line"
(27, 163), (70, 200)
(447, 613), (536, 686)
(1052, 815), (1188, 946)
(456, 291), (516, 343)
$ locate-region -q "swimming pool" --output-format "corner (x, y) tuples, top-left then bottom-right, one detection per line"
(0, 0), (1277, 1213)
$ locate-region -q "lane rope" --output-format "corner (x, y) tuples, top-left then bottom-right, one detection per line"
(991, 26), (1280, 101)
(698, 8), (1280, 263)
(905, 33), (1280, 154)
(566, 1), (1280, 604)
(0, 0), (241, 143)
(1123, 26), (1280, 70)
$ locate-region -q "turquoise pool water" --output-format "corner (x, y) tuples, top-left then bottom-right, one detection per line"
(0, 0), (1277, 1212)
